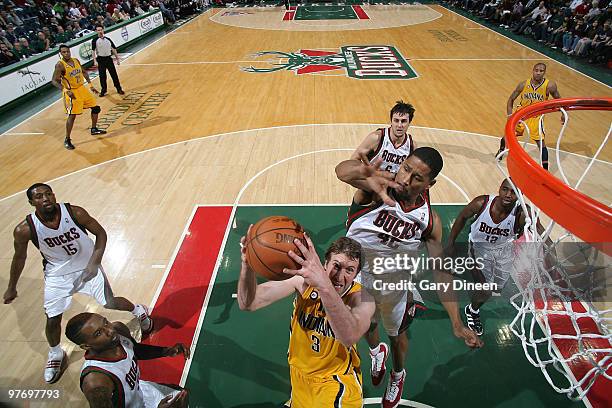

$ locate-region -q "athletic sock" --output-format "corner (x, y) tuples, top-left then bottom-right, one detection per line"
(391, 369), (405, 380)
(50, 345), (63, 355)
(370, 344), (381, 355)
(132, 304), (144, 316)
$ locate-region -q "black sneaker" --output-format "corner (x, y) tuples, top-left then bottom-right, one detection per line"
(117, 89), (125, 95)
(464, 305), (483, 336)
(495, 148), (504, 161)
(99, 91), (106, 97)
(91, 127), (107, 135)
(64, 138), (75, 150)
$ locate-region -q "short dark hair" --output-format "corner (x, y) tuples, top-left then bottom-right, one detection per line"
(59, 44), (69, 50)
(95, 24), (104, 29)
(534, 62), (547, 70)
(324, 237), (362, 271)
(26, 183), (52, 200)
(390, 100), (416, 123)
(65, 312), (95, 345)
(411, 147), (443, 179)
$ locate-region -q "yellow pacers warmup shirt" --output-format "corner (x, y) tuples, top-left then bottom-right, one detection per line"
(59, 57), (85, 89)
(288, 283), (362, 378)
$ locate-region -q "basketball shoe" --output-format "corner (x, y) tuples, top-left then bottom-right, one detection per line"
(370, 342), (389, 386)
(44, 348), (67, 384)
(134, 304), (153, 335)
(383, 369), (405, 408)
(464, 304), (483, 336)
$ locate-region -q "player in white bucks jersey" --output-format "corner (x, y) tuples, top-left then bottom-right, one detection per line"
(65, 312), (189, 408)
(4, 183), (152, 384)
(337, 147), (482, 408)
(351, 100), (415, 205)
(446, 179), (529, 336)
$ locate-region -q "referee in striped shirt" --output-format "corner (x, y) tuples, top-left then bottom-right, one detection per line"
(92, 25), (124, 97)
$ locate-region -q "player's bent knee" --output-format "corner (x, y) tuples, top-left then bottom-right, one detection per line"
(91, 106), (101, 114)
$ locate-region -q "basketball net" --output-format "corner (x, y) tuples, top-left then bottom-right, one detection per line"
(496, 98), (612, 401)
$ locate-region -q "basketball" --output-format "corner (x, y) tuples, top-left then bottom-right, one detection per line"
(246, 216), (306, 281)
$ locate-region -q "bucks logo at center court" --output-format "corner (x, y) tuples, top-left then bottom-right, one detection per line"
(242, 45), (417, 80)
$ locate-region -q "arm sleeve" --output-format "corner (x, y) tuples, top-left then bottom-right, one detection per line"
(133, 343), (168, 360)
(109, 38), (117, 49)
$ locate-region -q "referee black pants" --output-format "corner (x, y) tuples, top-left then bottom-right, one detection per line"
(97, 56), (122, 93)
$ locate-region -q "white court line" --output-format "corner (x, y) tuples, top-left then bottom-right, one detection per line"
(411, 58), (543, 61)
(180, 148), (470, 384)
(1, 123), (609, 203)
(441, 5), (611, 89)
(0, 8), (213, 138)
(151, 264), (166, 269)
(124, 57), (545, 66)
(124, 60), (283, 65)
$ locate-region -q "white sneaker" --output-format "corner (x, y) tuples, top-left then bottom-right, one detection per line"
(383, 369), (405, 408)
(44, 349), (67, 384)
(370, 342), (389, 386)
(134, 304), (153, 334)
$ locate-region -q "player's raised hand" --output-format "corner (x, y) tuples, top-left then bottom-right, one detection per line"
(3, 287), (17, 304)
(453, 324), (484, 348)
(366, 158), (398, 206)
(165, 343), (191, 360)
(284, 233), (330, 290)
(239, 225), (253, 264)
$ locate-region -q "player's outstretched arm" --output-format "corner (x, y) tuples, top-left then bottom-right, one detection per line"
(507, 81), (524, 116)
(237, 226), (303, 311)
(4, 221), (30, 304)
(446, 196), (485, 255)
(284, 234), (375, 347)
(81, 372), (115, 408)
(72, 206), (107, 280)
(350, 130), (382, 165)
(427, 211), (483, 349)
(335, 158), (399, 206)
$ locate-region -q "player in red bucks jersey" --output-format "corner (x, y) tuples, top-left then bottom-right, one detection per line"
(336, 147), (482, 408)
(65, 312), (189, 407)
(4, 183), (153, 384)
(445, 178), (544, 336)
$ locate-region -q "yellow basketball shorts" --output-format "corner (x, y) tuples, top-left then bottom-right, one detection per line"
(515, 116), (545, 141)
(287, 365), (363, 408)
(63, 86), (97, 115)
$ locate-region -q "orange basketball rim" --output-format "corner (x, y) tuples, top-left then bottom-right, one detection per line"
(505, 97), (612, 255)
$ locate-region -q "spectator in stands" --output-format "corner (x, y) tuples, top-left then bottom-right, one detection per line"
(18, 37), (34, 57)
(0, 42), (19, 66)
(158, 0), (176, 23)
(54, 25), (71, 44)
(31, 31), (51, 53)
(11, 40), (26, 60)
(103, 12), (114, 26)
(89, 1), (103, 16)
(563, 16), (587, 52)
(513, 1), (547, 34)
(133, 1), (147, 15)
(111, 7), (127, 23)
(584, 0), (602, 22)
(588, 19), (611, 62)
(572, 18), (601, 55)
(106, 0), (118, 14)
(4, 24), (17, 44)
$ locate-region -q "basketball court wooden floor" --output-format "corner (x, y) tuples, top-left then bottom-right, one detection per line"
(0, 4), (610, 407)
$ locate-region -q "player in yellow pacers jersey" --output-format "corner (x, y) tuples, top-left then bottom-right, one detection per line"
(51, 44), (107, 150)
(497, 63), (561, 170)
(237, 233), (375, 408)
